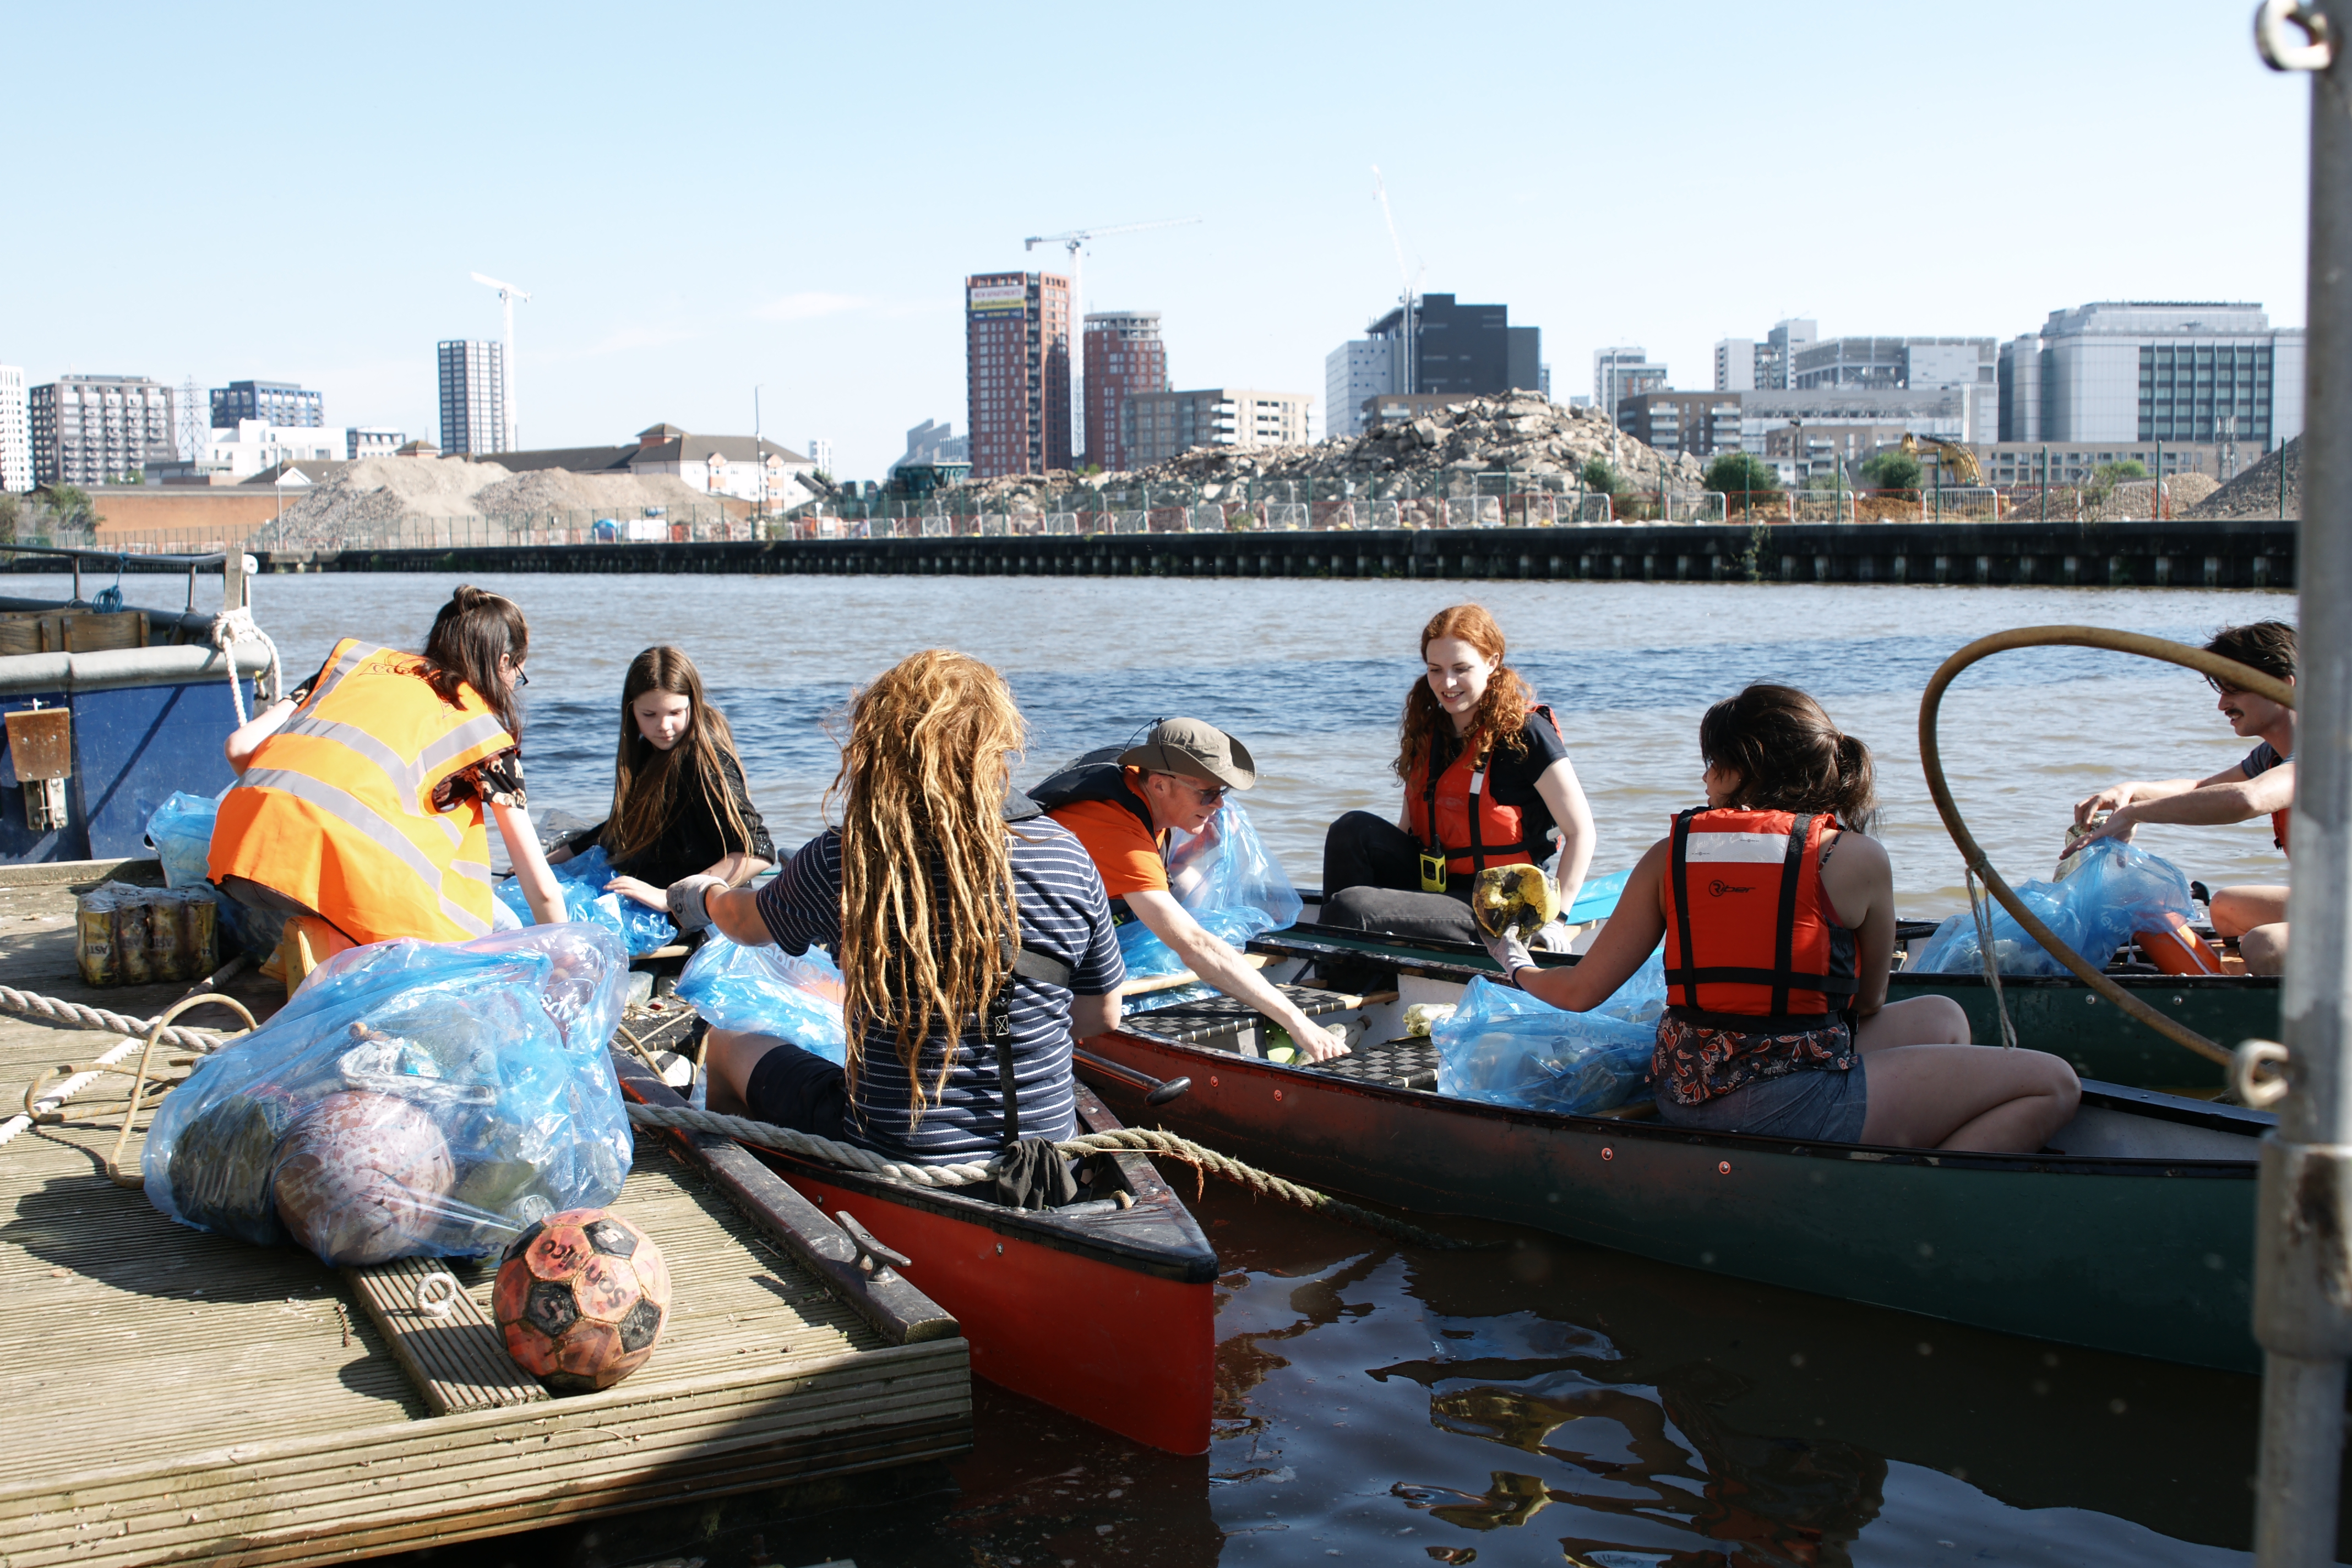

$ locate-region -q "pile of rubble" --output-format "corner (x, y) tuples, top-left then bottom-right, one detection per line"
(255, 456), (716, 549)
(2185, 435), (2301, 520)
(947, 393), (1705, 510)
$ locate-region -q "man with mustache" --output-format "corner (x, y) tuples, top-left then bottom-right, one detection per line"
(2070, 620), (2297, 975)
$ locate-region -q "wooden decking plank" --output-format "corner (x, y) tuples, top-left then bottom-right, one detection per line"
(340, 1258), (548, 1414)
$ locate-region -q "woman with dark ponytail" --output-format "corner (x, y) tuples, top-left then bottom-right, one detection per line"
(1498, 684), (2079, 1153)
(214, 585), (565, 948)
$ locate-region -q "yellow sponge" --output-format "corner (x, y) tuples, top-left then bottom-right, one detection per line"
(1471, 864), (1560, 940)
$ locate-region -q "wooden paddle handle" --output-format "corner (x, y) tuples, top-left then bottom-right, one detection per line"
(1116, 952), (1273, 999)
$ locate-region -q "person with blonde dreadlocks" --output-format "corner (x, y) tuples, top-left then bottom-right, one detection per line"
(677, 651), (1126, 1188)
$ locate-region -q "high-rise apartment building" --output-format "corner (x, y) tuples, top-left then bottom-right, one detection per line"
(211, 380), (323, 429)
(0, 367), (28, 493)
(29, 375), (175, 486)
(1998, 301), (2305, 450)
(807, 438), (835, 478)
(965, 271), (1072, 478)
(1081, 312), (1168, 472)
(1126, 389), (1313, 466)
(437, 340), (507, 457)
(1713, 319), (1817, 393)
(1593, 348), (1668, 423)
(1324, 340), (1399, 440)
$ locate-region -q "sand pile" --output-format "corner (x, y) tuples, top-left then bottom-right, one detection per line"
(2186, 436), (2300, 519)
(472, 468), (712, 516)
(258, 455), (737, 548)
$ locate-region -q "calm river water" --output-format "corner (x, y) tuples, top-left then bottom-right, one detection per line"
(37, 569), (2304, 1565)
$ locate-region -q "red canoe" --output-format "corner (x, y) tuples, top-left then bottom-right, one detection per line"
(614, 1052), (1217, 1456)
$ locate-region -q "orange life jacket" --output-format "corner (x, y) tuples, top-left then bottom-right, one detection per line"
(1407, 705), (1562, 877)
(1660, 807), (1859, 1030)
(209, 638), (517, 945)
(2273, 807), (2291, 857)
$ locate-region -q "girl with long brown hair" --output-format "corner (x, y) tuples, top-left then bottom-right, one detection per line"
(680, 650), (1125, 1169)
(1320, 603), (1596, 944)
(1497, 684), (2079, 1152)
(549, 646), (774, 908)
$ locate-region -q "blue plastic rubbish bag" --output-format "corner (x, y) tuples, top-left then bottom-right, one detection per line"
(1434, 951), (1664, 1115)
(1119, 799), (1299, 1014)
(142, 922), (633, 1267)
(673, 938), (848, 1063)
(1903, 839), (2197, 977)
(144, 792), (284, 961)
(496, 843), (678, 956)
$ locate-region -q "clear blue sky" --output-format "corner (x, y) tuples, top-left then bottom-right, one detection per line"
(6, 1), (2309, 481)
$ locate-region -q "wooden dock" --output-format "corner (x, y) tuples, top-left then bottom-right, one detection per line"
(0, 862), (970, 1567)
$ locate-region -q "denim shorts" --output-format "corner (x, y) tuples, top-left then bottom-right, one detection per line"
(1655, 1058), (1869, 1143)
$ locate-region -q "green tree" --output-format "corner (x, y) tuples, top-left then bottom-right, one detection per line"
(0, 493), (20, 541)
(1859, 451), (1921, 491)
(2102, 459), (2148, 481)
(42, 486), (95, 530)
(1580, 456), (1627, 497)
(1804, 469), (1845, 492)
(1703, 451), (1779, 500)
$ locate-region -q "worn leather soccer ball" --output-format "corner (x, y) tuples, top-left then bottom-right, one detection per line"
(270, 1090), (454, 1265)
(492, 1208), (670, 1393)
(1471, 863), (1560, 940)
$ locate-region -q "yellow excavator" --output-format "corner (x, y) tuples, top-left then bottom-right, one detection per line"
(1900, 432), (1983, 486)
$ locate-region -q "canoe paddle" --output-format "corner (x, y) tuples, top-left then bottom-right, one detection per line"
(1073, 1046), (1191, 1106)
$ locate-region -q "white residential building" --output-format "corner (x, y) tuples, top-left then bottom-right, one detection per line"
(1323, 340), (1397, 440)
(1126, 389), (1315, 465)
(1593, 348), (1668, 423)
(0, 367), (28, 493)
(347, 427), (405, 460)
(1998, 301), (2304, 451)
(808, 438), (834, 477)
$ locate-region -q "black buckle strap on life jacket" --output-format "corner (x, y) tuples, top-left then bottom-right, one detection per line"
(986, 932), (1077, 1149)
(1772, 813), (1811, 1020)
(1669, 808), (1700, 1011)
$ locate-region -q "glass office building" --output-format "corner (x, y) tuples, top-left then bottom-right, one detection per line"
(1999, 302), (2303, 451)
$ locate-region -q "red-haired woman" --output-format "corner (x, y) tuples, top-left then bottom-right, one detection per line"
(1320, 603), (1595, 945)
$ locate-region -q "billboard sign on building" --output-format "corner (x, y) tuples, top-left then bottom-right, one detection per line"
(968, 284), (1029, 315)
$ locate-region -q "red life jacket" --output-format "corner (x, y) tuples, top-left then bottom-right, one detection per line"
(1660, 807), (1859, 1030)
(1406, 705), (1562, 877)
(2272, 807), (2290, 858)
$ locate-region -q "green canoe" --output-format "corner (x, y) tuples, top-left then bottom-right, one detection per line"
(1082, 992), (2266, 1375)
(1243, 921), (2271, 1094)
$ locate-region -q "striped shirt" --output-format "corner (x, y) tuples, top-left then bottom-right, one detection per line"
(754, 820), (1124, 1163)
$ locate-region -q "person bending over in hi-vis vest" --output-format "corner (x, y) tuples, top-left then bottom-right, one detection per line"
(212, 584), (566, 950)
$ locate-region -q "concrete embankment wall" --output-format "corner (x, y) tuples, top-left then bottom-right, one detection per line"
(247, 518), (2296, 589)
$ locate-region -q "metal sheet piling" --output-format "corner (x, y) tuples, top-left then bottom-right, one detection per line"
(2253, 3), (2352, 1562)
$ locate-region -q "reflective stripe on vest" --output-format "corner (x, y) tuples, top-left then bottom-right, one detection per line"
(1660, 806), (1859, 1029)
(1409, 705), (1559, 876)
(210, 638), (514, 945)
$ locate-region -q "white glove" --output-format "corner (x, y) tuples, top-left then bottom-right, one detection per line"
(666, 874), (727, 933)
(1482, 928), (1535, 986)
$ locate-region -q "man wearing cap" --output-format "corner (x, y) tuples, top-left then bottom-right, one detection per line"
(1030, 718), (1350, 1062)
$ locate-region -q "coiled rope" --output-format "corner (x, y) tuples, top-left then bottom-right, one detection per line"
(210, 606), (282, 727)
(1917, 625), (2295, 1068)
(0, 984), (236, 1055)
(623, 1101), (1483, 1251)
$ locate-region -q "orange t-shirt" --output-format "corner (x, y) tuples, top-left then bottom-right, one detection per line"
(1047, 794), (1168, 899)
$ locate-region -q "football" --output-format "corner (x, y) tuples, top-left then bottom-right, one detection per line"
(492, 1208), (670, 1393)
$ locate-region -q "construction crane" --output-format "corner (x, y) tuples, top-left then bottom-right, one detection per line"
(1370, 167), (1422, 395)
(470, 271), (532, 453)
(1022, 219), (1199, 463)
(1901, 432), (1983, 487)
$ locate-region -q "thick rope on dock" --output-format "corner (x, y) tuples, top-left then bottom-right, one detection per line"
(0, 985), (233, 1055)
(623, 1101), (1482, 1251)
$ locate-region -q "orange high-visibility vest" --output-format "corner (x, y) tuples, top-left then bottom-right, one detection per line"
(210, 638), (516, 945)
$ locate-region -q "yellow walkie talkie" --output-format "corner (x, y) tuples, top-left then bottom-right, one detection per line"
(1418, 850), (1447, 894)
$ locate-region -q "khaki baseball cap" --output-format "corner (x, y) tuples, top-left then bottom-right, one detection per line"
(1118, 717), (1257, 790)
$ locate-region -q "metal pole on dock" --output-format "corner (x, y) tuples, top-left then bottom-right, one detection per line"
(2253, 4), (2351, 1562)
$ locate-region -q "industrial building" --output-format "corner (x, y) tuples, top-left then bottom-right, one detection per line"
(1082, 311), (1168, 472)
(29, 374), (175, 487)
(965, 271), (1072, 478)
(211, 380), (323, 429)
(0, 367), (28, 493)
(437, 340), (507, 457)
(1998, 301), (2305, 451)
(1326, 294), (1541, 438)
(1126, 389), (1313, 466)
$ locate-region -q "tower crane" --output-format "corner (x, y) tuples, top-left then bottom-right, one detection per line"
(1370, 167), (1420, 395)
(470, 272), (531, 453)
(1022, 217), (1200, 464)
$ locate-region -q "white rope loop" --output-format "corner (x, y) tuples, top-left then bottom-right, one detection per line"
(210, 606), (282, 727)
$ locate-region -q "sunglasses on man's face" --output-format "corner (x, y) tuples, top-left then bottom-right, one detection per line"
(1160, 774), (1226, 805)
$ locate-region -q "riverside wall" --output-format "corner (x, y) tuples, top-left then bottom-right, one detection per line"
(247, 518), (2298, 590)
